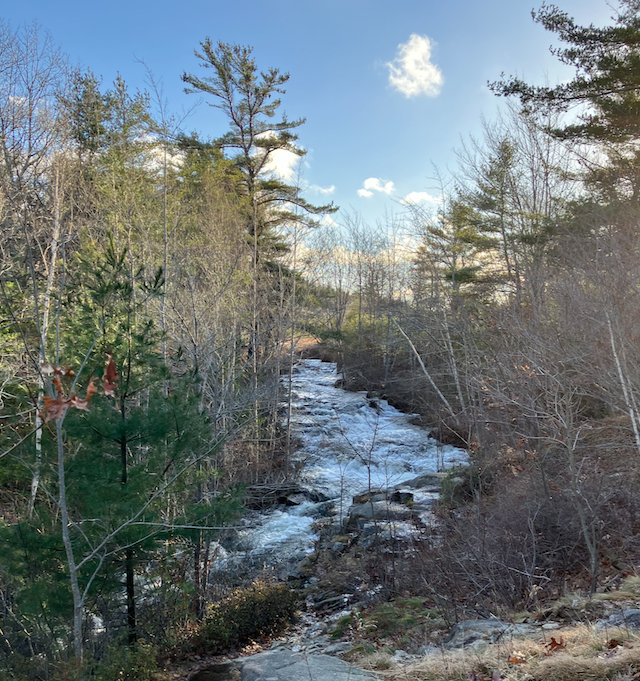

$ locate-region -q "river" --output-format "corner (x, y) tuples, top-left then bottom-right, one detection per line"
(210, 359), (468, 580)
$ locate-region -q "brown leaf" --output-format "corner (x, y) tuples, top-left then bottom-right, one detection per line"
(69, 395), (90, 412)
(608, 638), (622, 649)
(102, 353), (118, 396)
(52, 375), (64, 397)
(85, 379), (98, 403)
(508, 653), (528, 664)
(547, 636), (566, 653)
(42, 395), (70, 423)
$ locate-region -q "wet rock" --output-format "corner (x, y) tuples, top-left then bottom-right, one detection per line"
(596, 609), (640, 630)
(346, 501), (414, 530)
(402, 472), (447, 490)
(353, 489), (387, 504)
(444, 619), (535, 649)
(189, 650), (377, 681)
(390, 490), (414, 504)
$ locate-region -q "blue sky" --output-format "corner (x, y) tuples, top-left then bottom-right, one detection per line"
(1, 0), (617, 225)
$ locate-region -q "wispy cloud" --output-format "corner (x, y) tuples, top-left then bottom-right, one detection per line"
(402, 191), (441, 205)
(357, 177), (395, 198)
(309, 184), (336, 195)
(387, 34), (443, 98)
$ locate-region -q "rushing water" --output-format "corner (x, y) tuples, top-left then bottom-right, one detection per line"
(211, 359), (467, 577)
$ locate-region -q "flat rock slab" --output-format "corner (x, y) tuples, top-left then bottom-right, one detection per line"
(190, 650), (378, 681)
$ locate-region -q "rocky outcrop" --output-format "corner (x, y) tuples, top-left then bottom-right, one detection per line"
(189, 650), (378, 681)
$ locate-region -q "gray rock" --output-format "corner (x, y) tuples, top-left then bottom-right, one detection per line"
(596, 609), (640, 630)
(417, 645), (440, 656)
(189, 650), (378, 681)
(444, 619), (535, 649)
(324, 641), (353, 655)
(393, 649), (411, 662)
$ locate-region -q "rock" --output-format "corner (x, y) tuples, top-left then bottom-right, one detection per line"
(417, 645), (440, 656)
(402, 472), (446, 490)
(444, 619), (535, 649)
(596, 609), (640, 630)
(189, 661), (240, 681)
(324, 641), (353, 655)
(541, 622), (561, 630)
(346, 501), (414, 530)
(393, 649), (411, 663)
(190, 650), (378, 681)
(353, 489), (387, 504)
(390, 490), (414, 504)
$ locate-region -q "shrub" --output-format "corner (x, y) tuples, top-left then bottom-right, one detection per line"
(193, 582), (298, 653)
(90, 642), (157, 681)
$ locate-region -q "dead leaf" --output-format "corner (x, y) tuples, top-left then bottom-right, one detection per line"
(69, 395), (90, 412)
(102, 353), (118, 396)
(52, 375), (64, 396)
(508, 652), (528, 664)
(85, 379), (98, 403)
(42, 395), (70, 423)
(547, 636), (566, 653)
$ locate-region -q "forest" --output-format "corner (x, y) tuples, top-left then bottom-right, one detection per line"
(4, 1), (640, 679)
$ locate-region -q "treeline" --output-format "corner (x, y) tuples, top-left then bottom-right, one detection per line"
(303, 0), (640, 610)
(0, 25), (332, 675)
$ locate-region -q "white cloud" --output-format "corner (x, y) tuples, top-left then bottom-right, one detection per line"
(358, 177), (395, 198)
(402, 191), (441, 205)
(263, 147), (300, 181)
(254, 130), (302, 181)
(320, 214), (338, 227)
(309, 184), (336, 195)
(387, 34), (443, 98)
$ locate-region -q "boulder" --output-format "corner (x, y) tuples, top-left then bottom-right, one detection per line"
(353, 489), (387, 504)
(596, 609), (640, 630)
(190, 650), (377, 681)
(346, 501), (414, 530)
(444, 618), (535, 649)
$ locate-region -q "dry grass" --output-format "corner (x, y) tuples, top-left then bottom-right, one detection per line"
(370, 625), (640, 681)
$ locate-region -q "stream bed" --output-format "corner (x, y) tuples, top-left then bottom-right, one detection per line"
(211, 359), (468, 580)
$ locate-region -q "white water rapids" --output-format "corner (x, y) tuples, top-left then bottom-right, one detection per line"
(211, 359), (468, 578)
